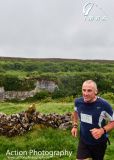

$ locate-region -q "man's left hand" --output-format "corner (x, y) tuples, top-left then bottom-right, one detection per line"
(90, 128), (104, 139)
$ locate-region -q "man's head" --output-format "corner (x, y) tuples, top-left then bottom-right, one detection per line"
(82, 80), (98, 103)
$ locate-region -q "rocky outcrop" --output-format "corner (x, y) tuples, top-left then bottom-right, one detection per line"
(4, 90), (35, 101)
(0, 80), (58, 101)
(0, 104), (72, 137)
(35, 80), (58, 93)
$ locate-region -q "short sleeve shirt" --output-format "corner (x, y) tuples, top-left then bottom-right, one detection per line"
(74, 97), (114, 145)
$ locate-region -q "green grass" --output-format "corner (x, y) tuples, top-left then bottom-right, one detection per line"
(0, 126), (77, 160)
(0, 101), (75, 160)
(0, 101), (114, 160)
(0, 101), (73, 115)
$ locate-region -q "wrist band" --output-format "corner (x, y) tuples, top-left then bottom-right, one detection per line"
(102, 127), (106, 134)
(73, 125), (78, 128)
(72, 123), (78, 128)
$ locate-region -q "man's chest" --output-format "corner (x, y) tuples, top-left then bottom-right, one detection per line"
(77, 104), (103, 124)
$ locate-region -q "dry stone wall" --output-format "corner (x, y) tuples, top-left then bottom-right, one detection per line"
(0, 104), (72, 137)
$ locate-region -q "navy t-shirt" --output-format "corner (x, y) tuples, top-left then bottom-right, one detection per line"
(74, 97), (114, 145)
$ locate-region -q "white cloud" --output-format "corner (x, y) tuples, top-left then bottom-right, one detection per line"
(0, 0), (114, 59)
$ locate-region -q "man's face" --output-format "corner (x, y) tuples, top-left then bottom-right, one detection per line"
(82, 82), (97, 103)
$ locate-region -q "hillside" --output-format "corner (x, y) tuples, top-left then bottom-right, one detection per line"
(0, 57), (114, 99)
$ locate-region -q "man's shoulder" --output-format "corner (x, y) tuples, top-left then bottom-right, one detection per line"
(97, 97), (111, 107)
(75, 97), (83, 103)
(97, 97), (109, 104)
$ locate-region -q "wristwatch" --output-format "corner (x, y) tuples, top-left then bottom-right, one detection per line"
(72, 122), (78, 128)
(102, 127), (106, 134)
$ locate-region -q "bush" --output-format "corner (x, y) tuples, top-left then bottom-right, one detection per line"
(34, 91), (50, 100)
(101, 92), (114, 103)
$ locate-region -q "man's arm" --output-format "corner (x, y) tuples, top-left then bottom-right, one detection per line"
(72, 111), (78, 125)
(103, 121), (114, 132)
(71, 111), (79, 137)
(90, 121), (114, 140)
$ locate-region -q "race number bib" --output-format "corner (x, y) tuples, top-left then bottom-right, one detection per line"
(81, 113), (92, 124)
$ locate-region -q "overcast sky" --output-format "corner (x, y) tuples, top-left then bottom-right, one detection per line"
(0, 0), (113, 60)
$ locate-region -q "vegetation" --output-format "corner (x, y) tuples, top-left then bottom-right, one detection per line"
(0, 101), (114, 160)
(0, 58), (114, 96)
(0, 57), (114, 159)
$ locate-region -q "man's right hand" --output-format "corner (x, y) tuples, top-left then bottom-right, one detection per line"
(71, 127), (78, 137)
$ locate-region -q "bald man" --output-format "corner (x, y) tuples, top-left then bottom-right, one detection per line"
(71, 80), (114, 160)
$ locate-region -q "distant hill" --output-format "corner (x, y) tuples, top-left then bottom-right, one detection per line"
(0, 56), (114, 96)
(0, 56), (114, 63)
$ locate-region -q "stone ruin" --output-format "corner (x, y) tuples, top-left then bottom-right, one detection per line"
(0, 104), (72, 137)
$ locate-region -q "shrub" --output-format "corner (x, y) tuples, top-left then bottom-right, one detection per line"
(34, 91), (50, 100)
(101, 92), (114, 103)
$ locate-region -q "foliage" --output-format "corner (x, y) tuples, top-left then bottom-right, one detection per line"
(101, 92), (114, 103)
(33, 91), (50, 100)
(0, 74), (35, 91)
(1, 58), (114, 98)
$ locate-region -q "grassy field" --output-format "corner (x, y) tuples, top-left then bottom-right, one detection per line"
(0, 101), (73, 115)
(0, 101), (114, 160)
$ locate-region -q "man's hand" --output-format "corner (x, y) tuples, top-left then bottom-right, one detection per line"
(90, 128), (104, 139)
(71, 127), (78, 137)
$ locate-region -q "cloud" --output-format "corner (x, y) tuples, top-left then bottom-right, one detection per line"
(0, 0), (114, 59)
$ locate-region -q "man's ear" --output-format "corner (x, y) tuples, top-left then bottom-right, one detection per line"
(95, 89), (98, 95)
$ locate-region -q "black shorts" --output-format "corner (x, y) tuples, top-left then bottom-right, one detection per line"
(77, 137), (107, 160)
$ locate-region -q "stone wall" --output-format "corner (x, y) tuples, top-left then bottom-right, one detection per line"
(0, 104), (72, 137)
(0, 80), (58, 101)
